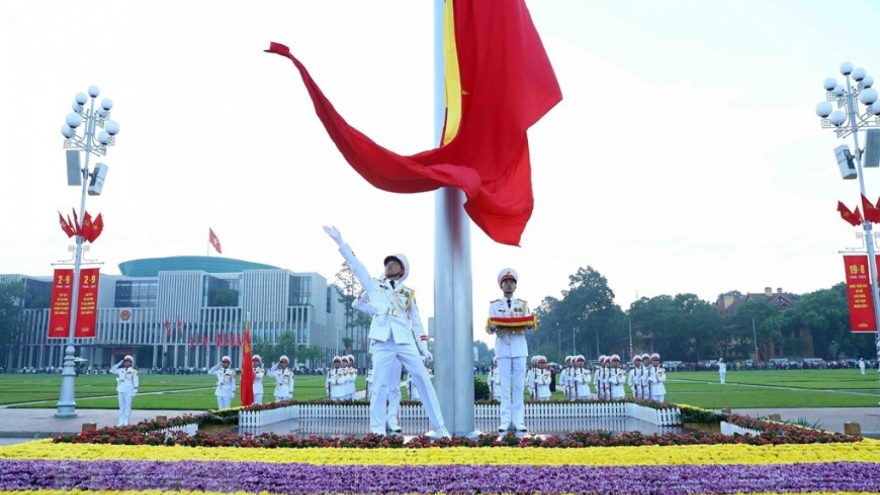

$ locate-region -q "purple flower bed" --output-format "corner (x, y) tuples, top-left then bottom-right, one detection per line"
(1, 459), (877, 494)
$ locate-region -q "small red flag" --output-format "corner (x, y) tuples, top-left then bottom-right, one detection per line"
(240, 324), (255, 406)
(58, 211), (75, 238)
(854, 206), (865, 225)
(862, 194), (879, 223)
(90, 213), (104, 243)
(839, 201), (861, 227)
(203, 333), (208, 348)
(208, 228), (223, 254)
(189, 334), (194, 348)
(176, 317), (183, 338)
(236, 332), (242, 348)
(81, 211), (94, 243)
(164, 318), (172, 339)
(71, 208), (81, 236)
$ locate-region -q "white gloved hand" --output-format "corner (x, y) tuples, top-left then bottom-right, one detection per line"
(323, 225), (343, 245)
(422, 350), (433, 364)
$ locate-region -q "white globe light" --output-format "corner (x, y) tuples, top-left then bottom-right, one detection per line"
(97, 131), (110, 145)
(88, 85), (100, 97)
(71, 102), (83, 113)
(65, 113), (82, 128)
(860, 87), (879, 105)
(61, 124), (75, 139)
(864, 75), (875, 88)
(853, 68), (867, 81)
(815, 102), (833, 118)
(75, 93), (88, 105)
(872, 104), (880, 116)
(840, 62), (854, 75)
(833, 84), (845, 97)
(104, 120), (120, 135)
(824, 78), (838, 91)
(101, 98), (113, 111)
(829, 110), (847, 126)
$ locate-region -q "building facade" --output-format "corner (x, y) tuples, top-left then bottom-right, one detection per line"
(3, 256), (355, 371)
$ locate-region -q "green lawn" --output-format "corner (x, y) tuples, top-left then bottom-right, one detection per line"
(2, 369), (877, 410)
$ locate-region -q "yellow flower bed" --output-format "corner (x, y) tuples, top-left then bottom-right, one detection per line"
(3, 438), (879, 466)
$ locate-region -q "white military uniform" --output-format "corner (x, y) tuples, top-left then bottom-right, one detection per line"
(717, 359), (727, 384)
(627, 357), (643, 398)
(572, 358), (592, 399)
(332, 237), (448, 438)
(209, 358), (236, 409)
(252, 356), (265, 404)
(487, 268), (535, 432)
(327, 359), (346, 401)
(356, 294), (403, 432)
(488, 362), (502, 401)
(271, 359), (295, 401)
(609, 359), (626, 400)
(110, 356), (139, 426)
(649, 355), (667, 402)
(859, 358), (866, 375)
(534, 359), (551, 401)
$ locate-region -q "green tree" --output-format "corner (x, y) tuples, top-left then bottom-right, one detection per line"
(0, 280), (27, 366)
(472, 340), (492, 366)
(208, 287), (239, 307)
(730, 298), (783, 361)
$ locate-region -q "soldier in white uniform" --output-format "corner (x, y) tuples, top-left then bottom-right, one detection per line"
(627, 355), (642, 398)
(859, 357), (866, 375)
(609, 354), (626, 400)
(252, 355), (265, 404)
(534, 356), (552, 401)
(525, 356), (537, 401)
(560, 356), (572, 400)
(594, 355), (609, 400)
(346, 354), (358, 400)
(271, 355), (295, 401)
(717, 358), (727, 384)
(648, 353), (667, 402)
(324, 226), (450, 439)
(572, 355), (592, 400)
(209, 355), (236, 409)
(639, 353), (652, 399)
(486, 268), (536, 432)
(327, 356), (346, 401)
(487, 358), (502, 401)
(110, 355), (139, 426)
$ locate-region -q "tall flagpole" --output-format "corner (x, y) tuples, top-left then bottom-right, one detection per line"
(433, 0), (477, 438)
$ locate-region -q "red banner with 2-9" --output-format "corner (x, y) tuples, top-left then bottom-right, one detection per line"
(47, 268), (100, 339)
(842, 255), (877, 333)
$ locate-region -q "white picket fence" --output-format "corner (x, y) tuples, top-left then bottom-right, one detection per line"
(720, 421), (761, 437)
(161, 423), (198, 437)
(239, 401), (681, 429)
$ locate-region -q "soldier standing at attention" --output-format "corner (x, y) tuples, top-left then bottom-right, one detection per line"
(486, 268), (537, 433)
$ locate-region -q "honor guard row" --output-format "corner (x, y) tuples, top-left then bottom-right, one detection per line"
(327, 354), (357, 401)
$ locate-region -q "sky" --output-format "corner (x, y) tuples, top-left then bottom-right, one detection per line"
(2, 0), (880, 347)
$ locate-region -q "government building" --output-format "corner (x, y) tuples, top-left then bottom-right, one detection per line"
(2, 256), (356, 371)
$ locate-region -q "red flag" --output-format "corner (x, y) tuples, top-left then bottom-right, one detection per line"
(862, 194), (879, 223)
(216, 333), (221, 346)
(81, 211), (94, 243)
(203, 333), (208, 348)
(176, 317), (183, 338)
(209, 228), (223, 254)
(240, 324), (255, 406)
(189, 334), (194, 348)
(236, 332), (242, 348)
(839, 201), (861, 227)
(854, 206), (865, 225)
(90, 213), (104, 243)
(264, 0), (561, 246)
(71, 208), (81, 236)
(58, 211), (75, 238)
(164, 318), (172, 339)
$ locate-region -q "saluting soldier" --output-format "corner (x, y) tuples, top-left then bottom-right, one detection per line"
(486, 268), (537, 433)
(209, 355), (236, 409)
(271, 355), (295, 402)
(252, 355), (266, 404)
(324, 226), (450, 438)
(110, 355), (139, 426)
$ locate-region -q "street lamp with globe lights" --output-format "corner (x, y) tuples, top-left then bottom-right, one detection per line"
(816, 62), (880, 370)
(56, 85), (120, 418)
